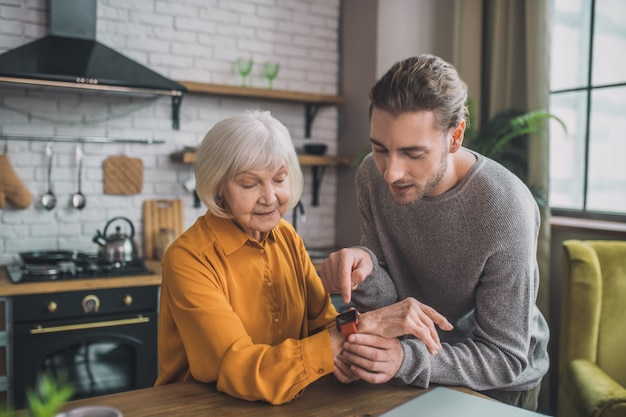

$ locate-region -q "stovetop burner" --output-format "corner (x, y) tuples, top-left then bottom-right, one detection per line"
(5, 251), (154, 283)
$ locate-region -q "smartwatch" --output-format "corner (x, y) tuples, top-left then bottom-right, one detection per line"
(336, 309), (360, 338)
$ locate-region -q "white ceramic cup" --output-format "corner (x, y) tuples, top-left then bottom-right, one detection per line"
(55, 405), (123, 417)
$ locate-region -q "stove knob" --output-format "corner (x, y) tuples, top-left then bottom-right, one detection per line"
(47, 301), (57, 313)
(82, 295), (100, 313)
(124, 295), (133, 306)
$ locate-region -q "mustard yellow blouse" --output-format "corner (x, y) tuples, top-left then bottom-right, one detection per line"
(155, 212), (338, 404)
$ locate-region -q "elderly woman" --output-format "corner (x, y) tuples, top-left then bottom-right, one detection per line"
(155, 110), (451, 405)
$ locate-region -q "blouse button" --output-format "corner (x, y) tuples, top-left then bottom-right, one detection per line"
(274, 317), (280, 323)
(259, 249), (265, 255)
(267, 281), (272, 287)
(317, 368), (325, 375)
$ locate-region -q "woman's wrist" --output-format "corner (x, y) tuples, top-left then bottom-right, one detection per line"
(329, 327), (346, 357)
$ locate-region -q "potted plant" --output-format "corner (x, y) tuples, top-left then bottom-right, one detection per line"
(1, 373), (74, 417)
(464, 104), (567, 206)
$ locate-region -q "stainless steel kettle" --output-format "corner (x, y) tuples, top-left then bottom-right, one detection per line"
(92, 216), (139, 263)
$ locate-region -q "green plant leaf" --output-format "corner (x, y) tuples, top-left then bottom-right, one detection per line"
(352, 146), (371, 167)
(25, 373), (75, 417)
(471, 109), (567, 160)
(465, 104), (567, 207)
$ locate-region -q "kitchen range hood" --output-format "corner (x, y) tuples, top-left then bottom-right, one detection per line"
(0, 0), (185, 129)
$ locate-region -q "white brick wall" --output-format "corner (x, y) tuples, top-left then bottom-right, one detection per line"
(0, 0), (340, 264)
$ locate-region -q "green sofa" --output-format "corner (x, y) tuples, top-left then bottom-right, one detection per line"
(558, 240), (626, 417)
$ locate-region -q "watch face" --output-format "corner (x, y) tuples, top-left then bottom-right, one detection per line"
(337, 309), (358, 326)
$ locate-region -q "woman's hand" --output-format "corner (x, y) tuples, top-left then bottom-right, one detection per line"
(333, 355), (360, 384)
(329, 326), (360, 384)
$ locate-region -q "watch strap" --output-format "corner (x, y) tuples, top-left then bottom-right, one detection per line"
(339, 321), (358, 338)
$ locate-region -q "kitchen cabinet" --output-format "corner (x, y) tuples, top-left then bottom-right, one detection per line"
(0, 297), (9, 406)
(176, 81), (343, 138)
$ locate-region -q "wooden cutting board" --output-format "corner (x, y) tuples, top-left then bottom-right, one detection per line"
(143, 199), (184, 260)
(104, 155), (144, 195)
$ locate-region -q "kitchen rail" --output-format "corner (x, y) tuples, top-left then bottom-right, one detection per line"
(1, 135), (164, 145)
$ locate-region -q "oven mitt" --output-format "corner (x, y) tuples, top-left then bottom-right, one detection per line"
(0, 147), (32, 209)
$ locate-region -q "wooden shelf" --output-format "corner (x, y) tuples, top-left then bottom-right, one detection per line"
(177, 81), (343, 105)
(170, 150), (197, 164)
(176, 80), (343, 138)
(298, 154), (353, 166)
(170, 151), (352, 167)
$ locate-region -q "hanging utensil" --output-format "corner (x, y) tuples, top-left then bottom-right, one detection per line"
(71, 144), (86, 210)
(40, 142), (56, 211)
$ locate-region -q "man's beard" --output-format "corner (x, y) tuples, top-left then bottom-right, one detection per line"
(389, 152), (448, 205)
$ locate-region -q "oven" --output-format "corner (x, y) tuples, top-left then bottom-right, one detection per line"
(11, 286), (158, 409)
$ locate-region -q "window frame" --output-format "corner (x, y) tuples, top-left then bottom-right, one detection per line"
(549, 0), (626, 223)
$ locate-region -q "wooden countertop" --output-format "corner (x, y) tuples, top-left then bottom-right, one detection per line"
(50, 377), (485, 417)
(0, 261), (162, 296)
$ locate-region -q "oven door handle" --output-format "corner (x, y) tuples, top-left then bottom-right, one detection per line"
(29, 315), (150, 334)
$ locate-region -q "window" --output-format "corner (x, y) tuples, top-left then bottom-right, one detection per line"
(549, 0), (626, 220)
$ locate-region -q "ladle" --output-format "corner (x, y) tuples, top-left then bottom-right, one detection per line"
(41, 142), (56, 211)
(71, 144), (86, 210)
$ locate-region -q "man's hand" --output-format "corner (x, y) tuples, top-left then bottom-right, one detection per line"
(360, 297), (453, 354)
(338, 334), (404, 384)
(333, 355), (360, 384)
(319, 247), (373, 304)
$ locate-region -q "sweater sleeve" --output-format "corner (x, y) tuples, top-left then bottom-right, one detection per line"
(351, 155), (400, 310)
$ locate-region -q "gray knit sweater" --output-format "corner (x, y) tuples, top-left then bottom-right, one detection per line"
(353, 150), (550, 392)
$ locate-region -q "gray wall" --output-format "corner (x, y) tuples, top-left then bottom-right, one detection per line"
(337, 0), (456, 248)
(336, 0), (377, 248)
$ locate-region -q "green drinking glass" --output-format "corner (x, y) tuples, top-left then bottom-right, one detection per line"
(236, 57), (253, 87)
(263, 61), (280, 89)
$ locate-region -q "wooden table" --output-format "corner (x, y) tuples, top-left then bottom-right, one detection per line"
(50, 377), (482, 417)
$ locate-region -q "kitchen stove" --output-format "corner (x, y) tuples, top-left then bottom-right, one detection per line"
(5, 250), (154, 283)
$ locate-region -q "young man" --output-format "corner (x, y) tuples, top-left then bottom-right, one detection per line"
(320, 55), (549, 411)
